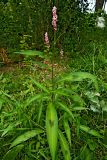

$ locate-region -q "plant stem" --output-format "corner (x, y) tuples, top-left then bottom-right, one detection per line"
(93, 43), (95, 74)
(51, 31), (56, 102)
(92, 54), (95, 73)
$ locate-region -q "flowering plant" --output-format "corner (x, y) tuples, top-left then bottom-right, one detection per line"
(52, 6), (58, 31)
(44, 32), (50, 49)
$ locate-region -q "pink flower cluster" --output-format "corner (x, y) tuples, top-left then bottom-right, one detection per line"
(52, 6), (57, 31)
(44, 6), (58, 49)
(44, 32), (50, 49)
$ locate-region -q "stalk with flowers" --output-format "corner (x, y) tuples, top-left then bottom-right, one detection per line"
(39, 5), (99, 160)
(51, 6), (58, 102)
(45, 6), (58, 160)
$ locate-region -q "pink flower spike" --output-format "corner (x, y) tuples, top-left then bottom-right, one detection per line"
(44, 32), (50, 49)
(52, 6), (57, 31)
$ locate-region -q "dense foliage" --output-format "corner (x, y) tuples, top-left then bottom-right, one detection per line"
(0, 0), (89, 51)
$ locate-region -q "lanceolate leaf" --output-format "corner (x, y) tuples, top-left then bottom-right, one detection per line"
(58, 129), (71, 160)
(57, 72), (98, 91)
(63, 114), (71, 146)
(37, 103), (43, 123)
(14, 50), (44, 58)
(79, 125), (102, 138)
(2, 124), (14, 137)
(58, 102), (74, 119)
(72, 107), (87, 111)
(46, 103), (58, 160)
(3, 144), (24, 160)
(10, 129), (43, 148)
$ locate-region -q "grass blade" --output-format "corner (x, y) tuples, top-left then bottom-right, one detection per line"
(3, 144), (24, 160)
(58, 129), (71, 160)
(37, 103), (43, 123)
(63, 114), (71, 146)
(10, 129), (43, 148)
(46, 103), (58, 160)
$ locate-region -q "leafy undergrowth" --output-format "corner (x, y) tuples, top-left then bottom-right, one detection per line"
(0, 55), (107, 160)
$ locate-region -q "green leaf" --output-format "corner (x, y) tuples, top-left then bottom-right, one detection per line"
(37, 103), (43, 123)
(63, 114), (71, 146)
(58, 129), (71, 160)
(24, 94), (44, 108)
(39, 150), (49, 160)
(80, 145), (91, 160)
(72, 107), (87, 111)
(57, 72), (98, 91)
(79, 125), (102, 138)
(10, 129), (43, 148)
(87, 139), (97, 151)
(3, 144), (24, 160)
(2, 124), (14, 137)
(46, 103), (58, 160)
(30, 78), (49, 94)
(54, 88), (74, 98)
(58, 102), (74, 119)
(14, 50), (44, 58)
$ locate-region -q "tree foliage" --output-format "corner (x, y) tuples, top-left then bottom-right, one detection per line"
(0, 0), (106, 54)
(0, 0), (87, 52)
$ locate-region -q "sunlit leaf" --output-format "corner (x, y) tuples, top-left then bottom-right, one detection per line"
(10, 129), (43, 148)
(46, 103), (58, 160)
(57, 72), (98, 91)
(14, 50), (44, 58)
(58, 129), (71, 160)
